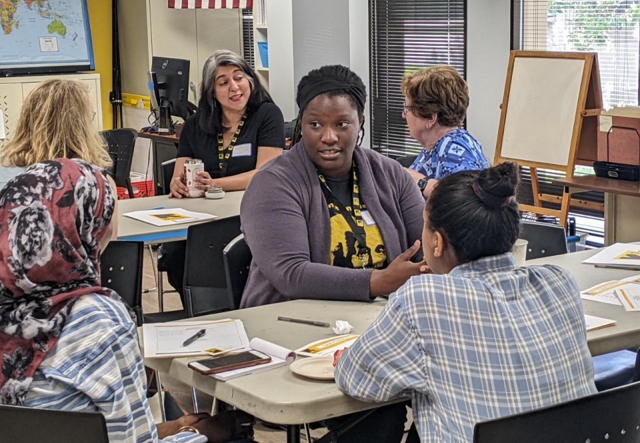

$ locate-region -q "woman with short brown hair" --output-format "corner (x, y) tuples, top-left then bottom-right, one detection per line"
(402, 66), (489, 198)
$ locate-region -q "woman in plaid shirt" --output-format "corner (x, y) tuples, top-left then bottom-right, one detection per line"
(335, 162), (596, 443)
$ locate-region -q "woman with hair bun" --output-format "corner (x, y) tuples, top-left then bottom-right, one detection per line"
(335, 162), (597, 443)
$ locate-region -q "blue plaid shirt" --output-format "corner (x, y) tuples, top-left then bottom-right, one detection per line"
(335, 253), (596, 443)
(409, 129), (489, 180)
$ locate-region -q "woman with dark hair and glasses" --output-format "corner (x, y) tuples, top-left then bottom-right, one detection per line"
(164, 50), (285, 299)
(335, 163), (596, 443)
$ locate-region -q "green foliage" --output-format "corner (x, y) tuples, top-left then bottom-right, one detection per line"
(548, 0), (640, 50)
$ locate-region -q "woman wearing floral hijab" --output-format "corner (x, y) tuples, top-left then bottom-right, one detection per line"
(0, 159), (254, 443)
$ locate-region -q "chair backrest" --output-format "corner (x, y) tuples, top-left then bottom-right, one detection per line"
(101, 128), (138, 195)
(183, 216), (242, 317)
(519, 221), (568, 260)
(161, 158), (177, 196)
(473, 381), (640, 443)
(223, 234), (252, 310)
(396, 154), (419, 168)
(100, 241), (144, 326)
(0, 405), (109, 443)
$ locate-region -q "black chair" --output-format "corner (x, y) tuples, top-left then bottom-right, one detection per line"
(101, 128), (138, 198)
(161, 158), (177, 196)
(183, 216), (242, 317)
(396, 154), (419, 168)
(223, 234), (252, 309)
(473, 381), (640, 443)
(0, 405), (109, 443)
(519, 221), (568, 260)
(100, 241), (144, 326)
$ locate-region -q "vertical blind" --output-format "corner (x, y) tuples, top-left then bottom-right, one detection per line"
(369, 0), (467, 158)
(511, 0), (640, 245)
(242, 8), (255, 69)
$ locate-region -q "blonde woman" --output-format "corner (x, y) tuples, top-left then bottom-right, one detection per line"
(0, 79), (112, 189)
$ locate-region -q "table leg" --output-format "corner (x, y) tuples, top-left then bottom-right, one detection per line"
(287, 425), (301, 443)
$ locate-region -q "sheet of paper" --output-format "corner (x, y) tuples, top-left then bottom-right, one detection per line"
(124, 208), (216, 227)
(615, 286), (640, 312)
(582, 243), (640, 269)
(580, 280), (625, 306)
(296, 334), (359, 358)
(143, 319), (249, 358)
(584, 314), (617, 332)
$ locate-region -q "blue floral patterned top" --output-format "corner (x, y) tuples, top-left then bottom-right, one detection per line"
(409, 129), (489, 180)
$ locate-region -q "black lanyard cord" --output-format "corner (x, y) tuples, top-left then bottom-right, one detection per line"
(318, 163), (371, 268)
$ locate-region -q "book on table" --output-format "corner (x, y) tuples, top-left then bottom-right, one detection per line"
(582, 243), (640, 270)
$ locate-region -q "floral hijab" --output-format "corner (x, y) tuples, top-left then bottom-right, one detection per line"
(0, 159), (117, 405)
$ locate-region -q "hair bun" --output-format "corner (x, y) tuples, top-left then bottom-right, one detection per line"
(472, 162), (518, 209)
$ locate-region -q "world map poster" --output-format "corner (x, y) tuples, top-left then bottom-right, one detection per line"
(0, 0), (93, 71)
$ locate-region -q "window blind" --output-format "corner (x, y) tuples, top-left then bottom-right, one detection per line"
(242, 8), (255, 69)
(511, 0), (640, 245)
(370, 0), (466, 158)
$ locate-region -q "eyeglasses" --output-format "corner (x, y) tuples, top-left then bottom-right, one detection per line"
(402, 102), (415, 117)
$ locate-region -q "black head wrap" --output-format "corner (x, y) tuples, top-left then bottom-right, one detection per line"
(296, 77), (366, 114)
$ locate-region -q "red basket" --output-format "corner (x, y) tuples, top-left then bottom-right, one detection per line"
(117, 178), (155, 200)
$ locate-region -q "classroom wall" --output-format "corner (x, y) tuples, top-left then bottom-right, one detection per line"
(349, 0), (371, 148)
(87, 0), (113, 130)
(292, 0), (351, 90)
(466, 0), (511, 163)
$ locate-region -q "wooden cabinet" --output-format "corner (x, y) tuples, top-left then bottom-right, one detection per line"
(0, 73), (102, 150)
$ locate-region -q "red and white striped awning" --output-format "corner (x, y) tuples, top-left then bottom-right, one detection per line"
(169, 0), (253, 8)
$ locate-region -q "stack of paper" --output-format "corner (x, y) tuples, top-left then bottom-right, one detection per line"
(143, 319), (249, 358)
(212, 338), (296, 381)
(584, 314), (617, 332)
(295, 334), (359, 357)
(125, 208), (216, 227)
(582, 243), (640, 270)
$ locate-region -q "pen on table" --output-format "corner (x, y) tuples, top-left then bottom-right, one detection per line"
(182, 329), (207, 347)
(277, 316), (330, 328)
(134, 206), (166, 211)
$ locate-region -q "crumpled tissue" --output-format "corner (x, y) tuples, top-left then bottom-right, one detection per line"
(332, 320), (354, 335)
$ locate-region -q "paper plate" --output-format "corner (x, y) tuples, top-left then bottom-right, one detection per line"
(290, 357), (335, 381)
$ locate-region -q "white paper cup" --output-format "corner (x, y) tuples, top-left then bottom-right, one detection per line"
(188, 189), (205, 198)
(511, 238), (528, 267)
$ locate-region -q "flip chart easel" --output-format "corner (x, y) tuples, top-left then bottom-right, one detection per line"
(494, 51), (602, 227)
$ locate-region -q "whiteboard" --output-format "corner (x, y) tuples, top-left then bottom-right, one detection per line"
(500, 57), (586, 167)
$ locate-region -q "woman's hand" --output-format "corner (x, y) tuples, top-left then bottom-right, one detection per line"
(369, 240), (429, 298)
(170, 169), (190, 199)
(191, 410), (255, 443)
(194, 170), (218, 190)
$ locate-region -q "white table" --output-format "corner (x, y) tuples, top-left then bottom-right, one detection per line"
(143, 249), (640, 441)
(117, 192), (243, 244)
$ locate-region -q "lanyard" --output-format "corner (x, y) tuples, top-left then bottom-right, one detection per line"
(217, 113), (248, 176)
(318, 163), (371, 269)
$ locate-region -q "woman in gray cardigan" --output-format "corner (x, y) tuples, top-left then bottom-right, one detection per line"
(240, 65), (426, 310)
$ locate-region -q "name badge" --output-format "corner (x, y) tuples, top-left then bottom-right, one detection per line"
(232, 143), (252, 158)
(361, 210), (376, 226)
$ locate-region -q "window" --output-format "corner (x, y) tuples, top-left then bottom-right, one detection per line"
(511, 1), (640, 246)
(242, 8), (255, 69)
(514, 0), (640, 109)
(369, 0), (466, 158)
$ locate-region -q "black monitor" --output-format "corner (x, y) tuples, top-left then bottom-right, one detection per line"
(150, 57), (195, 121)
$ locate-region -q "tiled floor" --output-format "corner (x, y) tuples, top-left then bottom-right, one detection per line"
(141, 251), (411, 442)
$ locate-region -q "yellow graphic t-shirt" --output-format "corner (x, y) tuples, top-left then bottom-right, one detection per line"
(322, 172), (387, 269)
